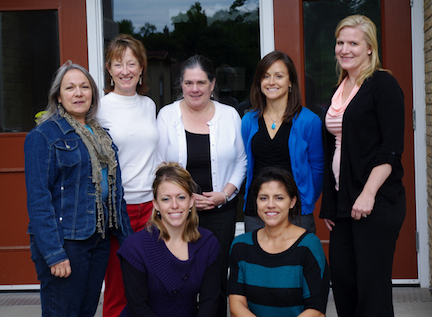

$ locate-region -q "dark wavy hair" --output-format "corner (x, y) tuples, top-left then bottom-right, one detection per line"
(251, 167), (301, 223)
(177, 55), (216, 100)
(250, 50), (302, 123)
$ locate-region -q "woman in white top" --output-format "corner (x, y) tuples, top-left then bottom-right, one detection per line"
(97, 34), (159, 317)
(157, 55), (247, 317)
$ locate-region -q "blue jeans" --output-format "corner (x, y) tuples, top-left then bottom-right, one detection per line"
(30, 231), (111, 317)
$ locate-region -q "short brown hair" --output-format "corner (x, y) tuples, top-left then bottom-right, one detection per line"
(148, 162), (201, 242)
(104, 34), (149, 95)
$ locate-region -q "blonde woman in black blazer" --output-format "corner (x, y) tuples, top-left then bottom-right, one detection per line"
(319, 15), (405, 317)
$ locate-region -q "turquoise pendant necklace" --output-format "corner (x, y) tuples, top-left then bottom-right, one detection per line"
(267, 110), (284, 129)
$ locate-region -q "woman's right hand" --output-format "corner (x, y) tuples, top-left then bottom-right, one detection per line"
(193, 193), (215, 211)
(324, 219), (335, 231)
(50, 259), (71, 278)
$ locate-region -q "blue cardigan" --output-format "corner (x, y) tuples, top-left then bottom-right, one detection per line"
(241, 107), (324, 215)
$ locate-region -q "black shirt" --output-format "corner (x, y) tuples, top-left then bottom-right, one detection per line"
(245, 117), (292, 216)
(185, 130), (212, 194)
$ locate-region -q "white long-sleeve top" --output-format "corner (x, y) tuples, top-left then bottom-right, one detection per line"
(156, 100), (247, 200)
(97, 92), (159, 204)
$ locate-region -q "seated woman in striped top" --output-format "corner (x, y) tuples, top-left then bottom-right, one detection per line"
(228, 167), (329, 317)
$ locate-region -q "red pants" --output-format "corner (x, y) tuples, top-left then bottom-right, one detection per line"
(102, 201), (153, 317)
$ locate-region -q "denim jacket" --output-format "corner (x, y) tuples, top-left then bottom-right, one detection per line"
(24, 116), (133, 267)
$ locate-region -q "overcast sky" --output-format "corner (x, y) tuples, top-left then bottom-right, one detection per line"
(112, 0), (258, 32)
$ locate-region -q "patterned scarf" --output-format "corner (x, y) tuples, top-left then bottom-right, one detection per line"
(59, 107), (118, 238)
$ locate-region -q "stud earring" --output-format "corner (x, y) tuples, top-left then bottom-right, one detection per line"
(110, 77), (114, 86)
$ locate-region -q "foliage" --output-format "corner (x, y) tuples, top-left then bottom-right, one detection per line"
(118, 19), (135, 35)
(303, 0), (381, 106)
(117, 1), (259, 102)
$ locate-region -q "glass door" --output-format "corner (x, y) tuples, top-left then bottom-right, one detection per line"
(0, 0), (88, 286)
(273, 0), (416, 280)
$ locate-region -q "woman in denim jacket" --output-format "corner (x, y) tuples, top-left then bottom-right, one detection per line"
(24, 61), (132, 317)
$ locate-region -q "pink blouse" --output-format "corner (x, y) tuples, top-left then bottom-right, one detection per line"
(325, 77), (360, 190)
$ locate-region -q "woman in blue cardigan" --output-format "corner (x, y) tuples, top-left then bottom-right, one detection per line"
(242, 50), (324, 233)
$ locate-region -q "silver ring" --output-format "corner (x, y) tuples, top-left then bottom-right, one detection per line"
(363, 215), (367, 218)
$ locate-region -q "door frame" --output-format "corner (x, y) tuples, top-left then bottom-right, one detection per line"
(260, 0), (429, 287)
(86, 0), (105, 99)
(411, 0), (429, 288)
(0, 0), (92, 290)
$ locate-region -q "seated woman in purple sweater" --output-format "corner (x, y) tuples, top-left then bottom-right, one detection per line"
(118, 162), (220, 317)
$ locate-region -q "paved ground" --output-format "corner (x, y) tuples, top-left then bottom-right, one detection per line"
(0, 287), (431, 316)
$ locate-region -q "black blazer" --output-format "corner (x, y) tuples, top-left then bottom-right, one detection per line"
(320, 71), (405, 220)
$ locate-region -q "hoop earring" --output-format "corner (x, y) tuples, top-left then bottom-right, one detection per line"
(110, 77), (114, 87)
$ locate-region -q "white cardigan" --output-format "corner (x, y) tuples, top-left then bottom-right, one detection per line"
(156, 100), (247, 200)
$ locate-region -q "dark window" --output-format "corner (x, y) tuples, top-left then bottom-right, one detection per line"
(303, 0), (381, 115)
(0, 10), (59, 132)
(104, 0), (260, 114)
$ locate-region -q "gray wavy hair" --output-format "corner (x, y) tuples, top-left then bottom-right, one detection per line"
(39, 60), (99, 124)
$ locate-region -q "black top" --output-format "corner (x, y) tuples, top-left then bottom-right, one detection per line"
(320, 71), (405, 219)
(186, 131), (212, 194)
(245, 117), (292, 216)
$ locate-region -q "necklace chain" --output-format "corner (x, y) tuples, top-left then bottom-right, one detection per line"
(267, 110), (284, 129)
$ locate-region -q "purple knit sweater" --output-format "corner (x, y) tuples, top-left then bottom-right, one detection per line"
(118, 226), (220, 317)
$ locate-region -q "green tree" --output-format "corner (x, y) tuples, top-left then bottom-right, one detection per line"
(118, 19), (135, 36)
(140, 22), (157, 38)
(123, 1), (260, 102)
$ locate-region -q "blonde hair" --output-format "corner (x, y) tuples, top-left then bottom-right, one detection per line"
(335, 14), (390, 86)
(147, 162), (201, 242)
